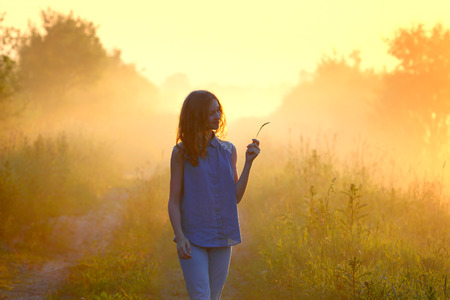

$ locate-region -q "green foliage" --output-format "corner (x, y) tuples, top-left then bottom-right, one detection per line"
(0, 132), (120, 253)
(55, 168), (168, 298)
(273, 50), (381, 137)
(8, 9), (159, 164)
(15, 8), (157, 125)
(0, 13), (22, 128)
(59, 250), (159, 299)
(0, 54), (18, 103)
(18, 9), (107, 107)
(339, 183), (367, 239)
(0, 13), (20, 56)
(47, 139), (450, 299)
(335, 256), (370, 299)
(1, 13), (449, 298)
(378, 23), (450, 159)
(233, 141), (450, 299)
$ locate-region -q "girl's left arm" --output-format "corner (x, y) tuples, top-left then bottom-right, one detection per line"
(233, 139), (260, 204)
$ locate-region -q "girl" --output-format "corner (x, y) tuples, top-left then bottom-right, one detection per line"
(168, 90), (260, 299)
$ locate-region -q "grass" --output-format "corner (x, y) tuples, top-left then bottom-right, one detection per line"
(2, 133), (450, 299)
(54, 167), (169, 298)
(0, 131), (121, 292)
(234, 142), (450, 299)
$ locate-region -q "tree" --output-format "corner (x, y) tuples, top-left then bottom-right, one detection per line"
(0, 13), (21, 124)
(376, 24), (450, 159)
(274, 51), (380, 139)
(18, 9), (107, 109)
(0, 51), (17, 106)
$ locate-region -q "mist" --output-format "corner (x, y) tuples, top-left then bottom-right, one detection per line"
(3, 7), (450, 298)
(3, 9), (448, 186)
(5, 39), (450, 189)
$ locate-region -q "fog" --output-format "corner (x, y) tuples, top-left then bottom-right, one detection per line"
(5, 57), (447, 191)
(2, 10), (450, 196)
(11, 64), (446, 195)
(3, 8), (450, 299)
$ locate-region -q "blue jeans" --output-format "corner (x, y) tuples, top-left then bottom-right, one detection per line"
(178, 244), (232, 300)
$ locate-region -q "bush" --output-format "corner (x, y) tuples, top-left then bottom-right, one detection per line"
(236, 143), (450, 299)
(0, 132), (120, 253)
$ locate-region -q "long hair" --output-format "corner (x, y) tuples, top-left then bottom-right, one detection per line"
(176, 90), (227, 166)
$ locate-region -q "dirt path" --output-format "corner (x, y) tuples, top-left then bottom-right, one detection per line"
(1, 188), (252, 299)
(0, 188), (128, 299)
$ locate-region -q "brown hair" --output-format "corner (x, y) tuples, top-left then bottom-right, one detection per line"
(176, 90), (227, 166)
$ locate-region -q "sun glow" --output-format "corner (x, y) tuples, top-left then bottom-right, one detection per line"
(4, 0), (450, 89)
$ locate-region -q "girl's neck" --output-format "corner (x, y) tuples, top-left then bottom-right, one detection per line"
(208, 130), (215, 140)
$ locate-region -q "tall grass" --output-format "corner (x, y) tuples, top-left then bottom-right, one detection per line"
(55, 166), (169, 298)
(0, 132), (121, 253)
(236, 140), (450, 299)
(49, 137), (450, 299)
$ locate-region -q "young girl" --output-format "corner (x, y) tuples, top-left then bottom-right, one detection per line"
(168, 90), (260, 299)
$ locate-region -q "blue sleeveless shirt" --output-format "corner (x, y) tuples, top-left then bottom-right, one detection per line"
(180, 135), (241, 247)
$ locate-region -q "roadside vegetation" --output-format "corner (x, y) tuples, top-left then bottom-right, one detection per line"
(1, 8), (450, 299)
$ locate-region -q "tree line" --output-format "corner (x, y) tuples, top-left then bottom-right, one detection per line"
(274, 24), (450, 166)
(0, 9), (157, 137)
(1, 9), (450, 165)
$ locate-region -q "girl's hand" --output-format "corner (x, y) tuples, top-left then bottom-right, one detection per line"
(246, 139), (261, 163)
(177, 237), (192, 259)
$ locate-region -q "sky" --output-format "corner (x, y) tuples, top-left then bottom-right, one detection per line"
(3, 0), (450, 89)
(2, 1), (450, 184)
(2, 0), (450, 171)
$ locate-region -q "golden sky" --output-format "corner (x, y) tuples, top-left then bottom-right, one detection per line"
(3, 0), (450, 88)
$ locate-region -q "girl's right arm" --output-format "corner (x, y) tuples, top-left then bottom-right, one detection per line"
(168, 146), (192, 259)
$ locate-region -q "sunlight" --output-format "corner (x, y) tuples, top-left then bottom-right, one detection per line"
(3, 0), (450, 92)
(1, 2), (450, 298)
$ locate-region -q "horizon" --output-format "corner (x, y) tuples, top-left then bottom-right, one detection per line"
(3, 0), (450, 89)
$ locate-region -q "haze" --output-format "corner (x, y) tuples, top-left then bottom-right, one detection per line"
(3, 2), (450, 297)
(2, 0), (450, 186)
(3, 1), (450, 120)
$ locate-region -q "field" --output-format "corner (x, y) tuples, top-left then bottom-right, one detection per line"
(2, 6), (450, 300)
(1, 132), (449, 299)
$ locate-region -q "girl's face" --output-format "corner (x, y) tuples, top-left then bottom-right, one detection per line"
(207, 99), (221, 130)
